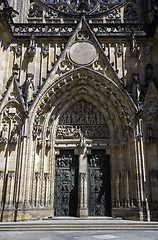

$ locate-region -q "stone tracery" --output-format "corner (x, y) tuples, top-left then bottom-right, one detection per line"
(42, 0), (125, 15)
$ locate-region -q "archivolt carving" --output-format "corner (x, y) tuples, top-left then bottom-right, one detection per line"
(30, 69), (135, 145)
(32, 125), (43, 139)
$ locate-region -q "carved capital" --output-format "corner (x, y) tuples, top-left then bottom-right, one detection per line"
(11, 45), (22, 56)
(35, 172), (41, 180)
(7, 171), (15, 180)
(44, 173), (50, 180)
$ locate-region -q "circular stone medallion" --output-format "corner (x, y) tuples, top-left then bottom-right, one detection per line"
(69, 42), (96, 65)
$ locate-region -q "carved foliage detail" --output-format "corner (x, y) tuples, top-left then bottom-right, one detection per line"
(28, 3), (43, 18)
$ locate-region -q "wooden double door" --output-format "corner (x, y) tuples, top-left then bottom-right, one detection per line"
(88, 150), (111, 216)
(54, 149), (111, 217)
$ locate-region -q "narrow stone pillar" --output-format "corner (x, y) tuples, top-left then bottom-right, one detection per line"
(79, 173), (86, 207)
(116, 171), (120, 207)
(0, 171), (4, 207)
(77, 140), (88, 217)
(135, 117), (150, 221)
(125, 171), (130, 207)
(6, 171), (15, 209)
(35, 172), (41, 207)
(44, 173), (50, 207)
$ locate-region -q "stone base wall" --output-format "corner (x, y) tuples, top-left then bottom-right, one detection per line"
(112, 208), (141, 221)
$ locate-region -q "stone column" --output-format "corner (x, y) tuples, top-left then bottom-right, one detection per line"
(135, 117), (150, 221)
(44, 173), (50, 207)
(124, 171), (130, 207)
(35, 172), (41, 207)
(77, 139), (88, 217)
(116, 171), (121, 207)
(6, 171), (15, 209)
(79, 173), (86, 208)
(0, 171), (4, 208)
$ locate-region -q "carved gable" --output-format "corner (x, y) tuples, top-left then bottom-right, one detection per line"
(47, 16), (120, 85)
(0, 79), (25, 113)
(143, 80), (158, 105)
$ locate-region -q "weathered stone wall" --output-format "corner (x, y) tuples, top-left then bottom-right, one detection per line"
(0, 0), (158, 222)
(0, 40), (156, 97)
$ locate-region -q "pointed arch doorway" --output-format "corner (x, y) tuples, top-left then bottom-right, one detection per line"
(54, 100), (111, 217)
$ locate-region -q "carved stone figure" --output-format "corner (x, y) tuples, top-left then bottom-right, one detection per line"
(130, 32), (139, 57)
(23, 73), (35, 105)
(27, 36), (36, 56)
(145, 63), (154, 86)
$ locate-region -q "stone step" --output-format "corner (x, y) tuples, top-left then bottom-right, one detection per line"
(0, 220), (158, 231)
(1, 223), (158, 226)
(0, 227), (158, 231)
(44, 217), (115, 221)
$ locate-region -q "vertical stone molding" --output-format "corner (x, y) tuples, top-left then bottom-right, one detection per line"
(150, 170), (158, 205)
(0, 171), (4, 208)
(79, 173), (87, 209)
(44, 173), (50, 207)
(124, 171), (130, 208)
(35, 172), (41, 207)
(116, 171), (121, 208)
(6, 171), (15, 209)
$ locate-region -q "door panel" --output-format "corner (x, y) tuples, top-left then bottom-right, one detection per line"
(54, 150), (78, 216)
(88, 150), (111, 216)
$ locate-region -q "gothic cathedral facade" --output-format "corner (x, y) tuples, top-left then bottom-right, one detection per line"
(0, 0), (158, 222)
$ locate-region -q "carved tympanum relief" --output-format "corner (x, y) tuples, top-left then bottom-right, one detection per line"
(57, 100), (109, 139)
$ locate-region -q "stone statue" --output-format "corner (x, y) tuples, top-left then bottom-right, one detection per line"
(27, 35), (36, 57)
(23, 73), (35, 105)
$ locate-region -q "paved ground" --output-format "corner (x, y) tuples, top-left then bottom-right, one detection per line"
(0, 231), (158, 240)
